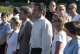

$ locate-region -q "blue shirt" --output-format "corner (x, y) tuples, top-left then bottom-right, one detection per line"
(64, 39), (80, 54)
(0, 22), (12, 42)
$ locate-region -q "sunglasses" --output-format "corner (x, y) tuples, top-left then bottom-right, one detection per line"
(68, 8), (75, 10)
(50, 5), (56, 7)
(51, 18), (61, 22)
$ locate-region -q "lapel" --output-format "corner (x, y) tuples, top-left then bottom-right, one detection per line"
(18, 20), (30, 41)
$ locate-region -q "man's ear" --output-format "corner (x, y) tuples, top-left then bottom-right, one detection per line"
(26, 13), (30, 18)
(41, 10), (44, 15)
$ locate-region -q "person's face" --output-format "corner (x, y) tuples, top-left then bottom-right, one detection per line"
(51, 18), (61, 28)
(33, 5), (41, 19)
(58, 6), (66, 16)
(65, 29), (72, 37)
(69, 5), (76, 13)
(1, 15), (8, 23)
(11, 21), (17, 29)
(49, 2), (56, 11)
(19, 10), (26, 21)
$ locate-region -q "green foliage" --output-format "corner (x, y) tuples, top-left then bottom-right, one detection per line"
(0, 5), (13, 14)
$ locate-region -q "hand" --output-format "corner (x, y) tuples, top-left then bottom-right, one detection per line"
(13, 51), (17, 54)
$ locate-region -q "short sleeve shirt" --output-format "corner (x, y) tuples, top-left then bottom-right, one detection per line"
(0, 22), (12, 42)
(52, 31), (67, 54)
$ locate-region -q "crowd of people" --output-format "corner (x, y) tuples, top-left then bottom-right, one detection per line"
(0, 1), (80, 54)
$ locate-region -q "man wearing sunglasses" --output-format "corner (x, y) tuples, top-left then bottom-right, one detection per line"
(45, 1), (56, 22)
(68, 3), (80, 21)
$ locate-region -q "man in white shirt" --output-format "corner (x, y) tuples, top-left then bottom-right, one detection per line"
(13, 7), (20, 19)
(30, 3), (53, 54)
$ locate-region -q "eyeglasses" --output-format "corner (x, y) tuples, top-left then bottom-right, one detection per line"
(50, 5), (56, 7)
(68, 8), (75, 10)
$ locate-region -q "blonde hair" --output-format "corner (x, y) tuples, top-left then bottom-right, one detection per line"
(53, 15), (66, 32)
(56, 5), (69, 21)
(69, 3), (77, 9)
(57, 5), (66, 12)
(10, 17), (22, 29)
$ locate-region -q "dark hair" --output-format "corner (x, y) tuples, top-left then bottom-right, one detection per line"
(35, 3), (46, 15)
(13, 7), (20, 14)
(20, 6), (32, 17)
(1, 12), (8, 17)
(65, 21), (80, 36)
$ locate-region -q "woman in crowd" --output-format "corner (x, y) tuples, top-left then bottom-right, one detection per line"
(64, 21), (80, 54)
(52, 15), (67, 54)
(6, 17), (21, 54)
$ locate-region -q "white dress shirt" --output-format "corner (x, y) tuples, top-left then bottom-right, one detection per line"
(14, 14), (19, 19)
(6, 29), (19, 54)
(30, 16), (53, 54)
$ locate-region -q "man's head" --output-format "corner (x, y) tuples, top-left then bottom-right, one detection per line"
(33, 3), (46, 19)
(49, 1), (56, 12)
(19, 6), (32, 21)
(57, 5), (66, 16)
(69, 3), (77, 13)
(13, 7), (20, 16)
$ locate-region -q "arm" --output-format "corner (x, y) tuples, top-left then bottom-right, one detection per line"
(41, 22), (53, 54)
(0, 33), (9, 45)
(54, 41), (63, 54)
(0, 23), (11, 45)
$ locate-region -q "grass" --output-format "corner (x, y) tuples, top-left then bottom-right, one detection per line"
(0, 2), (28, 14)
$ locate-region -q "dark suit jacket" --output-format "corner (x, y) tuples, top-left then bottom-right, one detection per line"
(18, 20), (33, 54)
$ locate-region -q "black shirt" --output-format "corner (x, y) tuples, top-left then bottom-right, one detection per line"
(45, 11), (55, 22)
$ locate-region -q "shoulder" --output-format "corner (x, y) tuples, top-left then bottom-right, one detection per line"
(43, 18), (51, 25)
(77, 39), (80, 47)
(6, 22), (11, 27)
(27, 20), (34, 27)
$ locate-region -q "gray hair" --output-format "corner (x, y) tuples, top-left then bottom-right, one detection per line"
(20, 6), (32, 16)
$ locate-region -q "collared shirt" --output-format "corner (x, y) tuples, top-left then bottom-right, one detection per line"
(0, 22), (12, 42)
(64, 39), (80, 54)
(14, 14), (19, 19)
(23, 19), (29, 28)
(30, 16), (53, 54)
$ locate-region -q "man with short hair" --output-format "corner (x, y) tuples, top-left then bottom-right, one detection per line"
(17, 6), (33, 54)
(68, 3), (80, 21)
(13, 7), (20, 18)
(30, 3), (53, 54)
(45, 1), (56, 22)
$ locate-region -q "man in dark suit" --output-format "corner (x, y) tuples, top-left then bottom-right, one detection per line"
(17, 6), (33, 54)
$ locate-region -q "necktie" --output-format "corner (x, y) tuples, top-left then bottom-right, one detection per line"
(20, 24), (24, 35)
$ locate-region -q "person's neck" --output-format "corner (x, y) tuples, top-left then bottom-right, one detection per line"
(70, 12), (77, 18)
(2, 22), (7, 25)
(23, 18), (29, 22)
(50, 10), (55, 13)
(14, 27), (18, 31)
(71, 35), (80, 42)
(36, 15), (45, 20)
